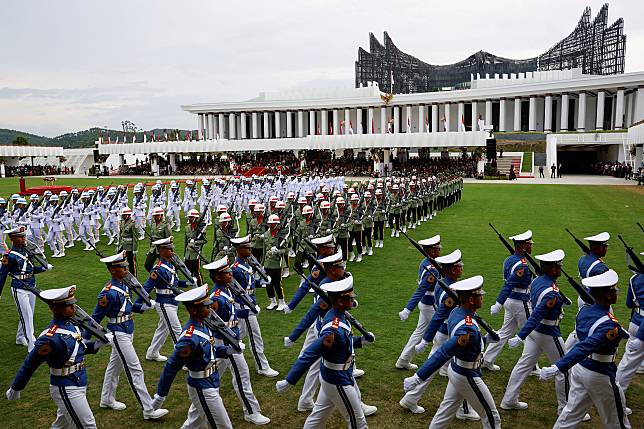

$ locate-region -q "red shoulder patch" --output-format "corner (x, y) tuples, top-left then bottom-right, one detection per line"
(331, 317), (340, 329)
(104, 283), (112, 291)
(608, 312), (618, 323)
(464, 315), (473, 326)
(521, 258), (527, 264)
(232, 262), (239, 268)
(184, 325), (195, 338)
(45, 325), (58, 337)
(551, 283), (559, 293)
(213, 289), (221, 297)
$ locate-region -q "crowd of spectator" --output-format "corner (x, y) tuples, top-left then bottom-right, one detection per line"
(6, 165), (74, 177)
(591, 161), (637, 180)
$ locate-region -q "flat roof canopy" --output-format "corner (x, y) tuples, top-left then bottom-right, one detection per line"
(0, 145), (63, 157)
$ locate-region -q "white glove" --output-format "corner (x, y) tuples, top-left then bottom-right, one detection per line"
(275, 379), (292, 393)
(95, 332), (114, 349)
(189, 239), (195, 245)
(223, 246), (228, 252)
(236, 341), (246, 353)
(141, 299), (156, 312)
(628, 338), (642, 353)
(191, 277), (198, 286)
(508, 336), (524, 349)
(403, 374), (421, 392)
(539, 364), (561, 380)
(151, 394), (165, 410)
(284, 337), (295, 348)
(255, 305), (261, 314)
(399, 308), (411, 321)
(414, 339), (429, 354)
(270, 246), (278, 253)
(362, 332), (375, 345)
(283, 305), (292, 314)
(490, 302), (502, 315)
(5, 387), (20, 400)
(46, 263), (54, 270)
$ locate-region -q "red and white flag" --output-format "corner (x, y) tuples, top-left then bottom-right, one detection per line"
(407, 116), (411, 133)
(371, 118), (375, 134)
(425, 116), (429, 133)
(316, 124), (320, 135)
(340, 120), (344, 134)
(460, 114), (466, 132)
(329, 121), (333, 135)
(107, 131), (111, 144)
(349, 120), (354, 134)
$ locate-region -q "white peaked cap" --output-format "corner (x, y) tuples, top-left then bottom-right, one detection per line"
(509, 230), (533, 242)
(418, 235), (441, 246)
(581, 269), (619, 288)
(535, 249), (565, 263)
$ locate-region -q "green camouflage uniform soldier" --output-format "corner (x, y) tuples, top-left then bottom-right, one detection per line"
(117, 206), (138, 276)
(144, 207), (173, 272)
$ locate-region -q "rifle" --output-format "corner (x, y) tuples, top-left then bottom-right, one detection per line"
(400, 230), (500, 341)
(638, 222), (643, 234)
(88, 242), (152, 306)
(204, 309), (243, 352)
(6, 275), (109, 343)
(185, 207), (209, 259)
(489, 224), (542, 276)
(293, 265), (374, 342)
(618, 235), (644, 273)
(566, 229), (590, 254)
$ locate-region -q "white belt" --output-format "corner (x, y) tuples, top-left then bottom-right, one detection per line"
(540, 319), (560, 326)
(636, 308), (644, 317)
(50, 362), (85, 376)
(108, 314), (131, 323)
(424, 291), (434, 296)
(227, 320), (239, 328)
(322, 358), (354, 371)
(511, 288), (529, 293)
(15, 274), (34, 280)
(590, 353), (616, 363)
(155, 289), (174, 295)
(189, 364), (217, 379)
(453, 357), (482, 369)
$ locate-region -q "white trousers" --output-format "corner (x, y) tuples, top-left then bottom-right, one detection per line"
(181, 386), (233, 429)
(78, 223), (95, 246)
(616, 322), (644, 391)
(29, 227), (44, 252)
(483, 298), (531, 364)
(50, 385), (97, 429)
(146, 303), (182, 358)
(400, 331), (449, 406)
(429, 367), (501, 429)
(215, 345), (261, 417)
(299, 325), (321, 407)
(554, 365), (631, 429)
(304, 378), (367, 429)
(239, 314), (270, 373)
(46, 229), (64, 254)
(399, 302), (435, 364)
(167, 206), (180, 229)
(102, 331), (154, 411)
(502, 331), (568, 412)
(12, 288), (36, 351)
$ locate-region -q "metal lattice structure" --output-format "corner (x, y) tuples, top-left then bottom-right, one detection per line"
(355, 4), (625, 94)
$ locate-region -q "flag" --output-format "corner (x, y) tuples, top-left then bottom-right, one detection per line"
(425, 116), (429, 133)
(340, 120), (344, 134)
(329, 121), (333, 135)
(460, 114), (466, 132)
(143, 133), (147, 143)
(107, 130), (111, 144)
(371, 118), (374, 134)
(316, 124), (320, 135)
(164, 131), (168, 141)
(407, 116), (411, 133)
(349, 120), (354, 134)
(185, 131), (190, 141)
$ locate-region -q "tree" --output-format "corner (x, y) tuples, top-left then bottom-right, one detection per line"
(12, 136), (28, 146)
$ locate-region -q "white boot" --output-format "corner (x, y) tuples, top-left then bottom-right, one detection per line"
(367, 247), (373, 256)
(266, 298), (277, 310)
(355, 254), (362, 263)
(395, 230), (400, 237)
(349, 252), (355, 262)
(390, 229), (395, 238)
(107, 236), (114, 245)
(282, 267), (290, 278)
(302, 260), (309, 269)
(276, 299), (286, 311)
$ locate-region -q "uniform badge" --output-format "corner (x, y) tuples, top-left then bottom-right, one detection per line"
(546, 297), (558, 308)
(331, 317), (340, 329)
(464, 315), (473, 326)
(98, 296), (109, 307)
(319, 301), (328, 310)
(428, 274), (436, 283)
(1, 255), (8, 265)
(323, 333), (335, 347)
(45, 325), (58, 337)
(150, 271), (158, 280)
(521, 258), (527, 265)
(311, 269), (319, 279)
(184, 325), (195, 338)
(179, 346), (193, 358)
(606, 327), (619, 341)
(213, 289), (221, 297)
(445, 297), (454, 307)
(232, 262), (239, 268)
(516, 268), (525, 277)
(457, 333), (470, 347)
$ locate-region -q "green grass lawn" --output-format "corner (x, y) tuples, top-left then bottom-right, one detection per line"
(0, 177), (642, 428)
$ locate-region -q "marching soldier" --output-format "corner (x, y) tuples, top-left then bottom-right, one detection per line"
(348, 194), (364, 262)
(403, 275), (502, 429)
(482, 230), (534, 371)
(249, 203), (266, 262)
(151, 285), (236, 429)
(388, 184), (401, 237)
(0, 226), (53, 352)
(263, 214), (288, 311)
(212, 211), (237, 262)
(204, 257), (271, 425)
(361, 190), (374, 256)
(542, 269), (632, 429)
(185, 208), (206, 286)
(293, 205), (317, 272)
(333, 197), (351, 261)
(144, 207), (172, 273)
(89, 252), (169, 419)
(117, 206), (138, 276)
(372, 188), (386, 248)
(276, 276), (375, 429)
(5, 286), (108, 428)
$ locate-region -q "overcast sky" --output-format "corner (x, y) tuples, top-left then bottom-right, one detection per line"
(1, 0), (642, 137)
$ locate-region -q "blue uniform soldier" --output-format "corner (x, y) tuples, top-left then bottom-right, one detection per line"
(89, 251), (168, 419)
(276, 276), (375, 429)
(542, 269), (632, 429)
(152, 285), (236, 429)
(397, 235), (441, 371)
(404, 275), (502, 429)
(5, 286), (108, 428)
(0, 226), (53, 351)
(483, 230), (534, 371)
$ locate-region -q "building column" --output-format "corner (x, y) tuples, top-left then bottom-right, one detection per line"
(457, 102), (465, 131)
(499, 99), (506, 132)
(321, 110), (328, 135)
(560, 93), (569, 131)
(596, 90), (605, 130)
(228, 113), (236, 139)
(418, 105), (425, 132)
(210, 113), (217, 139)
(485, 99), (492, 127)
(252, 112), (258, 138)
(197, 114), (204, 140)
(333, 109), (339, 135)
(218, 113), (225, 139)
(297, 111), (304, 137)
(635, 87), (644, 123)
(380, 107), (387, 134)
(393, 106), (400, 133)
(528, 96), (537, 131)
(472, 101), (478, 131)
(615, 89), (624, 130)
(169, 153), (177, 172)
(263, 112), (270, 138)
(356, 108), (363, 134)
(240, 113), (247, 139)
(274, 112), (281, 138)
(513, 98), (521, 131)
(367, 108), (374, 134)
(344, 109), (350, 134)
(443, 103), (450, 131)
(286, 111), (292, 138)
(431, 104), (438, 132)
(544, 94), (552, 132)
(577, 92), (587, 131)
(404, 105), (411, 132)
(309, 111), (316, 135)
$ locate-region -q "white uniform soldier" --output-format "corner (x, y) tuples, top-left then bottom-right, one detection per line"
(182, 180), (197, 214)
(59, 190), (75, 248)
(47, 195), (66, 258)
(542, 269), (632, 429)
(167, 182), (182, 231)
(205, 256), (271, 425)
(403, 275), (502, 429)
(78, 192), (96, 251)
(89, 252), (168, 420)
(27, 195), (45, 252)
(132, 184), (147, 240)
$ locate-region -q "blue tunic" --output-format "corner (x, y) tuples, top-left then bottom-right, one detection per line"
(88, 278), (135, 335)
(494, 252), (532, 304)
(134, 257), (189, 309)
(625, 272), (644, 341)
(421, 276), (456, 342)
(0, 246), (47, 294)
(517, 274), (565, 339)
(404, 257), (438, 311)
(209, 283), (241, 339)
(231, 257), (259, 314)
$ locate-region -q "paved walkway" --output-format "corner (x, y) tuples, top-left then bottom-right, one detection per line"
(464, 175), (639, 186)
